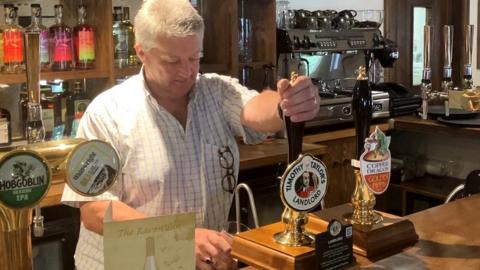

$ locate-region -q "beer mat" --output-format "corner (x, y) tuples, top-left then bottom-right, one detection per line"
(427, 105), (478, 120)
(437, 114), (480, 126)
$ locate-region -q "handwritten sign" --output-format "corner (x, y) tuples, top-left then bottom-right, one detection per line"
(104, 210), (195, 270)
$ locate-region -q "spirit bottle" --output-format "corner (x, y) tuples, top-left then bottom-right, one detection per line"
(26, 4), (50, 71)
(2, 4), (24, 74)
(113, 6), (128, 68)
(50, 4), (73, 71)
(144, 237), (159, 270)
(18, 89), (28, 139)
(51, 82), (65, 139)
(74, 5), (95, 70)
(0, 27), (3, 71)
(122, 7), (137, 66)
(0, 107), (11, 146)
(66, 81), (90, 137)
(40, 85), (55, 140)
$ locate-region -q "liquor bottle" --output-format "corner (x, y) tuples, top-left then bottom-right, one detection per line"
(19, 88), (28, 139)
(66, 81), (90, 137)
(2, 4), (25, 74)
(0, 27), (4, 71)
(122, 7), (137, 66)
(40, 85), (55, 140)
(50, 4), (73, 71)
(26, 4), (50, 71)
(113, 6), (128, 68)
(0, 107), (11, 146)
(352, 66), (372, 159)
(74, 5), (95, 70)
(143, 237), (159, 270)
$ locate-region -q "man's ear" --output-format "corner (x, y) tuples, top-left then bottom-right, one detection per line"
(135, 43), (145, 63)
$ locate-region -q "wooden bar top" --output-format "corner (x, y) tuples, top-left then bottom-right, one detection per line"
(393, 115), (480, 137)
(359, 194), (480, 269)
(242, 194), (480, 270)
(238, 139), (328, 170)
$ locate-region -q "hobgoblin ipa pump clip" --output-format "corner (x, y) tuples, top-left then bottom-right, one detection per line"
(274, 72), (328, 247)
(0, 150), (52, 270)
(347, 66), (391, 226)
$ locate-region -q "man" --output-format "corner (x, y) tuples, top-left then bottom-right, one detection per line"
(61, 0), (320, 269)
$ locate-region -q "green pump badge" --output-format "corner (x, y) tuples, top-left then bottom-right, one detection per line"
(66, 140), (120, 197)
(0, 150), (51, 209)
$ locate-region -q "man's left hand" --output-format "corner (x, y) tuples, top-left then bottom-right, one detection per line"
(277, 76), (320, 122)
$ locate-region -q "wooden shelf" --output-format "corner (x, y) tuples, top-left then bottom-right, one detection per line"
(0, 69), (110, 84)
(239, 61), (272, 69)
(390, 175), (464, 200)
(114, 66), (141, 78)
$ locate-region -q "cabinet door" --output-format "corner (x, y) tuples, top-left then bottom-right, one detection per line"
(322, 137), (356, 207)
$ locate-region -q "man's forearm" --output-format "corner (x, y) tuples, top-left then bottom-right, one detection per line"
(241, 90), (284, 132)
(80, 200), (146, 235)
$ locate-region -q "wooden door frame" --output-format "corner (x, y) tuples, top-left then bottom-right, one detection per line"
(384, 0), (469, 93)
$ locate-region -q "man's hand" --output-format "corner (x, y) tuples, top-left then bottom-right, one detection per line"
(195, 228), (237, 270)
(277, 76), (320, 122)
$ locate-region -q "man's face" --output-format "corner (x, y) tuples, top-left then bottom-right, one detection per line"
(136, 34), (202, 100)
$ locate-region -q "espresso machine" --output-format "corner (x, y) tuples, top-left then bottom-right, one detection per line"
(277, 26), (397, 129)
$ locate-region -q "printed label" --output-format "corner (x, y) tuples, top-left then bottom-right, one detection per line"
(281, 154), (328, 212)
(3, 31), (24, 63)
(39, 31), (49, 64)
(359, 127), (391, 194)
(42, 108), (54, 133)
(0, 151), (50, 209)
(0, 119), (8, 144)
(79, 30), (95, 61)
(53, 32), (73, 62)
(66, 140), (120, 196)
(74, 99), (90, 119)
(113, 29), (128, 58)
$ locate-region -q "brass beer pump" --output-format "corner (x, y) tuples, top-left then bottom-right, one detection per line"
(274, 72), (314, 246)
(347, 66), (382, 226)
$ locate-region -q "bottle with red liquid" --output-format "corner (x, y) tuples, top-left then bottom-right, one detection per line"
(2, 4), (24, 74)
(49, 4), (73, 71)
(74, 5), (95, 69)
(26, 4), (50, 71)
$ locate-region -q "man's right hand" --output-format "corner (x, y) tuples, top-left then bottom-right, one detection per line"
(195, 228), (237, 270)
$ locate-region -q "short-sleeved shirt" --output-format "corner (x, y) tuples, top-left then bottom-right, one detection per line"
(61, 71), (269, 270)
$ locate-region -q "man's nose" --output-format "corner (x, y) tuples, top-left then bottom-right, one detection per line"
(177, 60), (193, 78)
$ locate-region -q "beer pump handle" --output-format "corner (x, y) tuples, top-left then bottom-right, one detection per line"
(443, 25), (453, 79)
(284, 72), (304, 163)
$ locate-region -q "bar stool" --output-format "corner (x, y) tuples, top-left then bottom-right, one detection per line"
(444, 170), (480, 203)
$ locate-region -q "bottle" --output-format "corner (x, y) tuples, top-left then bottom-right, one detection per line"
(112, 6), (128, 68)
(2, 4), (24, 74)
(40, 85), (55, 140)
(143, 237), (159, 270)
(122, 7), (137, 66)
(19, 88), (28, 139)
(352, 66), (372, 159)
(26, 4), (50, 71)
(0, 27), (4, 71)
(66, 81), (90, 137)
(50, 4), (73, 71)
(51, 82), (65, 139)
(0, 107), (11, 146)
(74, 5), (95, 70)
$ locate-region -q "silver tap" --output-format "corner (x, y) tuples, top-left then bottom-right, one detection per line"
(464, 25), (474, 89)
(25, 32), (45, 236)
(421, 25), (453, 119)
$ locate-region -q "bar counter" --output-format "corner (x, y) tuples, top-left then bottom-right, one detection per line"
(241, 194), (480, 270)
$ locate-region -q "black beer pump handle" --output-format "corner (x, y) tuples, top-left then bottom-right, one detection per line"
(352, 66), (372, 160)
(284, 72), (305, 163)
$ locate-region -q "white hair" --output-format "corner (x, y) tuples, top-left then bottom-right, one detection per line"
(134, 0), (204, 51)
